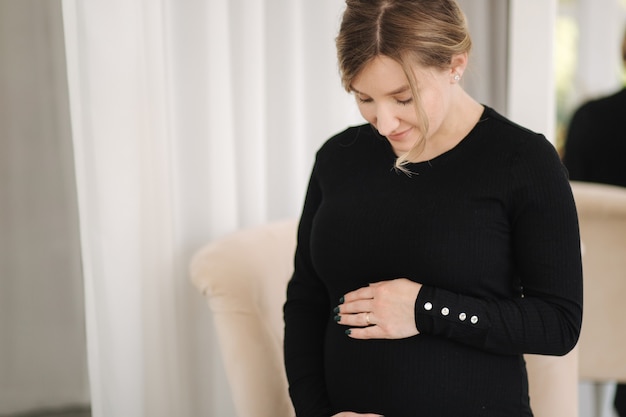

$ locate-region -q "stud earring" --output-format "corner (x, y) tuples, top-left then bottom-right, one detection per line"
(453, 74), (461, 82)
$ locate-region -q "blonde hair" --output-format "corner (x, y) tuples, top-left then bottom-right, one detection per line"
(336, 0), (472, 171)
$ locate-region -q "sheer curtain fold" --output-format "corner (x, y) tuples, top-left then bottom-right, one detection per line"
(63, 0), (187, 415)
(229, 0), (268, 226)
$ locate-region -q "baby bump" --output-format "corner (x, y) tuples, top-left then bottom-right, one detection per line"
(323, 322), (529, 416)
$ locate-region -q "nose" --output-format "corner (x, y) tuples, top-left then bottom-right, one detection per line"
(374, 105), (400, 136)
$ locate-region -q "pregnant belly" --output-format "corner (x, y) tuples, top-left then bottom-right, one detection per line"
(323, 322), (529, 417)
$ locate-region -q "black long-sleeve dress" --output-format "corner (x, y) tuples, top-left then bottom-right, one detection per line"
(284, 106), (583, 417)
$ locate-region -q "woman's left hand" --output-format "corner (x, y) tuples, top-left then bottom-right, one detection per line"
(335, 278), (422, 339)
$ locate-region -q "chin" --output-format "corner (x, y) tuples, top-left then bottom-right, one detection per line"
(391, 144), (412, 154)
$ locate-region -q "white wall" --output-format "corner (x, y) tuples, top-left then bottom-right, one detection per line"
(458, 0), (509, 113)
(0, 0), (90, 413)
(507, 0), (558, 142)
(573, 0), (626, 101)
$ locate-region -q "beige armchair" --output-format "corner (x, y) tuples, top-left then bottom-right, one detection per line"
(571, 181), (626, 381)
(190, 220), (297, 417)
(570, 181), (626, 416)
(190, 219), (579, 417)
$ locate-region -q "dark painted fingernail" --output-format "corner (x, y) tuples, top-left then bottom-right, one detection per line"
(333, 306), (340, 313)
(345, 329), (351, 335)
(334, 315), (341, 322)
(339, 296), (345, 304)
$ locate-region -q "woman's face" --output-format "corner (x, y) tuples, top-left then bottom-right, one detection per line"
(351, 55), (456, 156)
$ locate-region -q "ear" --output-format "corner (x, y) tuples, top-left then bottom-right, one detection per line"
(449, 52), (469, 79)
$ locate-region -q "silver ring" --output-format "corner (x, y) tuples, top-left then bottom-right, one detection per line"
(365, 313), (371, 325)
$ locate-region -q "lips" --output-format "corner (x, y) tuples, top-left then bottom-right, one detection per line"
(386, 128), (412, 141)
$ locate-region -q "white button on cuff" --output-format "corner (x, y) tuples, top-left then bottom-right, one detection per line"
(424, 302), (433, 311)
(470, 315), (479, 324)
(459, 312), (467, 321)
(441, 307), (449, 316)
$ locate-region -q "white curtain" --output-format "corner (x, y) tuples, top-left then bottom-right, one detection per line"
(62, 0), (360, 415)
(60, 0), (511, 415)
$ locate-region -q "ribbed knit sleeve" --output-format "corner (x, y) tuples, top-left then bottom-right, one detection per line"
(414, 134), (583, 355)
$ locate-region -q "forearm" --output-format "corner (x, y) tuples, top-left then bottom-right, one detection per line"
(414, 285), (582, 355)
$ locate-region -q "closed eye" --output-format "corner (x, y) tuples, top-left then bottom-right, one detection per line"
(356, 96), (412, 105)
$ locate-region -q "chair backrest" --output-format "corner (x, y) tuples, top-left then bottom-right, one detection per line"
(190, 218), (579, 417)
(570, 181), (626, 382)
(190, 219), (297, 417)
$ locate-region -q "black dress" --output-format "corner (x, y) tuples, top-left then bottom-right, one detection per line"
(285, 106), (583, 417)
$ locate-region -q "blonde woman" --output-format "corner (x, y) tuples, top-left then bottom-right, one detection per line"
(284, 1), (583, 416)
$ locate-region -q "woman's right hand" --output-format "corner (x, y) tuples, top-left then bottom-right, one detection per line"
(332, 413), (384, 417)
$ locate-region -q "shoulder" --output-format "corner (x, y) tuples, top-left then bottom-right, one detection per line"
(599, 87), (626, 105)
(317, 124), (375, 152)
(573, 87), (626, 117)
(478, 106), (555, 156)
(590, 87), (626, 106)
(312, 123), (394, 178)
(474, 107), (566, 186)
(480, 106), (542, 139)
(315, 123), (382, 162)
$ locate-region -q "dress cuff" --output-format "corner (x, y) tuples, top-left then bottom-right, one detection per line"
(414, 285), (487, 339)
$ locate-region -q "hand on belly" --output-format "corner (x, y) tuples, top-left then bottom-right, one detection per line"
(334, 278), (422, 339)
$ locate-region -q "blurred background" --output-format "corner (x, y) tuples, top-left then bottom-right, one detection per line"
(1, 0), (624, 416)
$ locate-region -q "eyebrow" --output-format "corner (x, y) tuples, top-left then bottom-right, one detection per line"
(351, 85), (411, 96)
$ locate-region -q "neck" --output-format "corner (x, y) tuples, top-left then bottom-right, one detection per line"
(416, 93), (483, 161)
